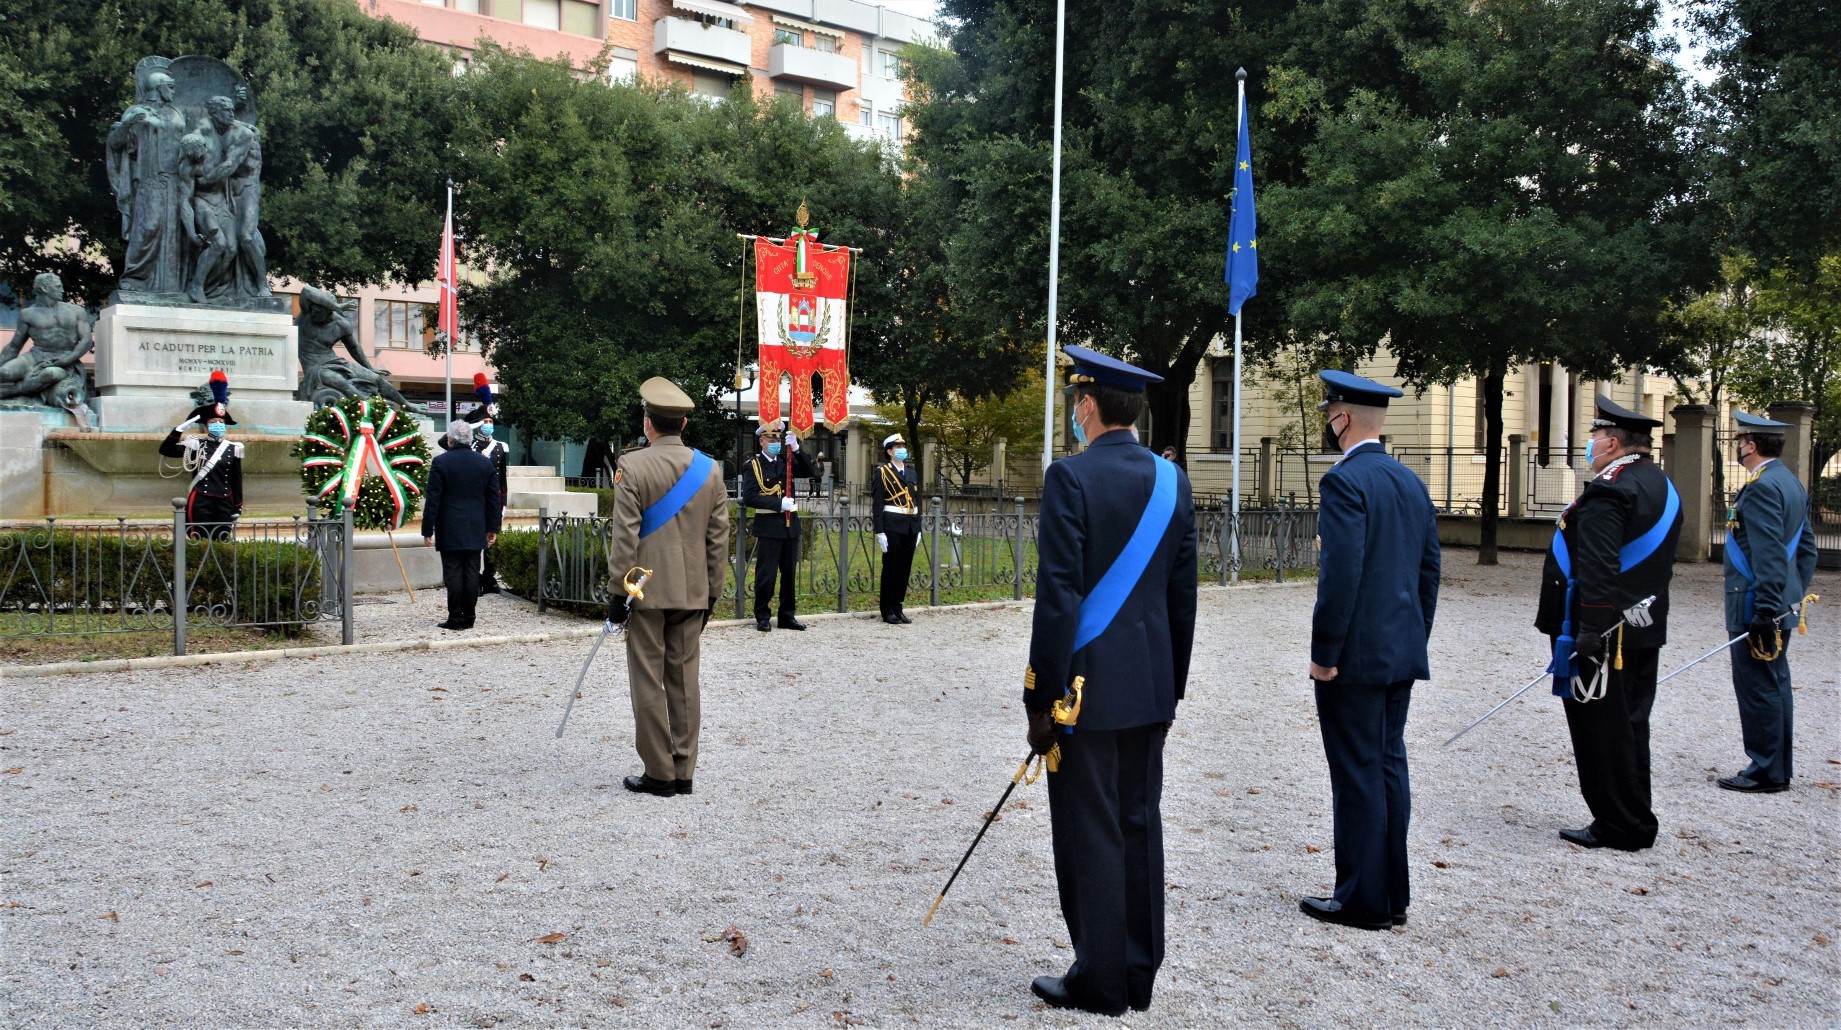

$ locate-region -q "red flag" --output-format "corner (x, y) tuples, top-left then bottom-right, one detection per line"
(437, 191), (458, 348)
(754, 237), (850, 436)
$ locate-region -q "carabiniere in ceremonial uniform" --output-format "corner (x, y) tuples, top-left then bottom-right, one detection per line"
(871, 432), (921, 624)
(159, 369), (243, 540)
(1022, 346), (1197, 1018)
(741, 421), (815, 632)
(1534, 395), (1682, 852)
(1716, 411), (1819, 793)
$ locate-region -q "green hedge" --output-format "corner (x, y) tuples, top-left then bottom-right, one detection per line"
(565, 486), (617, 517)
(0, 529), (324, 632)
(492, 529), (604, 619)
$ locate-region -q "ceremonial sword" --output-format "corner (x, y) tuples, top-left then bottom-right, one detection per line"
(1655, 593), (1818, 686)
(1443, 596), (1655, 748)
(555, 567), (652, 739)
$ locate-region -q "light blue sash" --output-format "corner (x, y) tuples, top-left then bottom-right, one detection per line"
(640, 450), (714, 538)
(1072, 457), (1178, 652)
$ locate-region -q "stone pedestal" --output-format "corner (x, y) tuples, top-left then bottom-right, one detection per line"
(1670, 404), (1715, 563)
(1767, 401), (1817, 491)
(92, 303), (310, 433)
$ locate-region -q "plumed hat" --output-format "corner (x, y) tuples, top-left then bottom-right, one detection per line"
(466, 373), (495, 423)
(187, 370), (236, 425)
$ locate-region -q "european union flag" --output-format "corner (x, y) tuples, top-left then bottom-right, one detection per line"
(1224, 98), (1258, 316)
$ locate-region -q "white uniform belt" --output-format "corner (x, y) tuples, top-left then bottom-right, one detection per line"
(884, 504), (919, 515)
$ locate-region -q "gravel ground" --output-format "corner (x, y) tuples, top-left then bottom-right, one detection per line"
(3, 551), (1837, 1028)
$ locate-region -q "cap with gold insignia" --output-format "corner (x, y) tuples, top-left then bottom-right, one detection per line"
(883, 432), (905, 448)
(640, 376), (695, 418)
(1732, 410), (1791, 436)
(1317, 369), (1403, 409)
(1588, 394), (1662, 433)
(1063, 345), (1164, 392)
(755, 420), (786, 438)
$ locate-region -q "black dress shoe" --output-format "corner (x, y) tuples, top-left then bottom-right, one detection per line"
(622, 774), (677, 797)
(480, 583), (501, 594)
(1718, 773), (1789, 793)
(777, 616), (807, 631)
(1558, 826), (1649, 852)
(896, 613), (913, 624)
(1030, 976), (1126, 1018)
(1391, 912), (1408, 927)
(1299, 896), (1392, 931)
(882, 614), (903, 625)
(755, 618), (772, 633)
(674, 779), (693, 795)
(437, 620), (462, 630)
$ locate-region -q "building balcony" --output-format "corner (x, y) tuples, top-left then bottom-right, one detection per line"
(653, 16), (752, 69)
(769, 44), (858, 91)
(858, 73), (904, 109)
(841, 120), (901, 155)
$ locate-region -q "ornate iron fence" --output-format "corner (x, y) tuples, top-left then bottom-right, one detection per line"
(0, 501), (353, 656)
(533, 495), (1317, 615)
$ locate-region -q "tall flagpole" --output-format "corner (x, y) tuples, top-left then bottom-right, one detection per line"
(1041, 0), (1067, 473)
(443, 179), (455, 427)
(1229, 71), (1245, 584)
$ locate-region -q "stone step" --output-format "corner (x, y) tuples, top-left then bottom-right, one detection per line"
(509, 490), (597, 518)
(506, 465), (561, 477)
(507, 475), (567, 493)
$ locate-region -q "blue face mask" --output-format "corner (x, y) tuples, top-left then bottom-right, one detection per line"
(478, 423), (494, 438)
(893, 448), (909, 462)
(1583, 438), (1596, 465)
(1071, 417), (1088, 447)
(207, 422), (227, 438)
(766, 442), (783, 458)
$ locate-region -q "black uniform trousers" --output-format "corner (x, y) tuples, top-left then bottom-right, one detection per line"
(1562, 646), (1659, 848)
(752, 536), (799, 621)
(879, 530), (918, 617)
(1314, 679), (1411, 917)
(1732, 638), (1795, 785)
(440, 550), (482, 628)
(1045, 724), (1165, 1013)
(185, 495), (237, 541)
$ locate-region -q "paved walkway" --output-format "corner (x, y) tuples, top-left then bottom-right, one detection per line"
(3, 553), (1836, 1027)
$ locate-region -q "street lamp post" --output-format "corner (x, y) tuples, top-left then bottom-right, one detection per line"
(733, 366), (756, 496)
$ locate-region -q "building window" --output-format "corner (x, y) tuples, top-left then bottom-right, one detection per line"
(774, 27), (803, 46)
(877, 49), (902, 79)
(523, 0), (560, 30)
(452, 0), (479, 10)
(815, 34), (837, 53)
(877, 112), (901, 136)
(376, 300), (425, 349)
(1211, 357), (1237, 451)
(560, 0), (598, 35)
(689, 11), (736, 28)
(774, 80), (803, 104)
(860, 106), (873, 126)
(451, 56), (472, 77)
(609, 0), (635, 19)
(691, 71), (732, 99)
(608, 56), (638, 82)
(813, 88), (836, 118)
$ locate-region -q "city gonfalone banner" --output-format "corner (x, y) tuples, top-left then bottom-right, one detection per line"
(752, 208), (852, 436)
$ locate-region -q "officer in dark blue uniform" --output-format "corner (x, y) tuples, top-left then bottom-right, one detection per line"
(1717, 411), (1818, 793)
(1023, 346), (1197, 1017)
(1534, 395), (1682, 850)
(1303, 370), (1441, 931)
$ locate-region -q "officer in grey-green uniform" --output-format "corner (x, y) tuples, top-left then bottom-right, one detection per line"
(605, 377), (730, 797)
(1717, 411), (1818, 793)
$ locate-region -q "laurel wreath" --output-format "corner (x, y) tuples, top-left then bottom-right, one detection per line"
(291, 397), (433, 532)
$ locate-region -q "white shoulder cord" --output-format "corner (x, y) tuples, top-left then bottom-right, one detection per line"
(158, 438), (203, 480)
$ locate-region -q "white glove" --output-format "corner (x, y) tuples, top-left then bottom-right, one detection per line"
(786, 434), (800, 453)
(877, 533), (888, 554)
(175, 415), (200, 433)
(780, 498), (796, 513)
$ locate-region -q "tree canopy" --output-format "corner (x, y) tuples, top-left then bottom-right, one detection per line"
(0, 0), (458, 304)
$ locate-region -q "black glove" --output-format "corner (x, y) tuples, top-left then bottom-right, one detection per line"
(702, 607), (714, 630)
(1027, 708), (1057, 756)
(1748, 612), (1781, 657)
(1573, 627), (1608, 662)
(606, 593), (630, 626)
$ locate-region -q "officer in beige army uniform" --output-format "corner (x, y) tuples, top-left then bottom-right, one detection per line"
(606, 377), (731, 797)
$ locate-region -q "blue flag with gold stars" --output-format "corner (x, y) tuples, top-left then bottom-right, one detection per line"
(1224, 99), (1258, 316)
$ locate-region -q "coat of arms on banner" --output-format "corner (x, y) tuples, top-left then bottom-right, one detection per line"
(754, 202), (851, 436)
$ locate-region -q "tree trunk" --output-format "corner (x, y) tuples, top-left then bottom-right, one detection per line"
(1145, 379), (1188, 456)
(1478, 360), (1507, 565)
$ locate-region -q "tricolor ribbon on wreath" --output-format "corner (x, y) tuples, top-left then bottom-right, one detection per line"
(749, 201), (853, 437)
(300, 400), (427, 529)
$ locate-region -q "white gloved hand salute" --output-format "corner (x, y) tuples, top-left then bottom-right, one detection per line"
(877, 533), (889, 554)
(780, 498), (796, 513)
(175, 415), (201, 433)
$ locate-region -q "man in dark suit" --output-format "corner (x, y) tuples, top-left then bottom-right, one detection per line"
(1024, 346), (1197, 1017)
(1534, 395), (1682, 850)
(421, 418), (502, 631)
(1303, 370), (1441, 931)
(741, 420), (815, 632)
(1717, 411), (1818, 793)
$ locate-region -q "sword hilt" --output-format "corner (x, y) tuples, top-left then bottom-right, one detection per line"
(623, 566), (653, 601)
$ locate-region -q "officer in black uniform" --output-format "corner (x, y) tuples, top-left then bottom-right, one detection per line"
(1024, 346), (1196, 1017)
(741, 420), (815, 632)
(159, 370), (243, 540)
(871, 432), (922, 625)
(1534, 395), (1682, 851)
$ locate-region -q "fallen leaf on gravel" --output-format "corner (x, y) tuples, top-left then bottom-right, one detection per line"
(819, 969), (834, 978)
(320, 784), (331, 791)
(1, 767), (23, 774)
(495, 873), (509, 883)
(1306, 845), (1322, 854)
(725, 927), (748, 956)
(413, 1003), (430, 1014)
(530, 932), (566, 944)
(1628, 887), (1650, 896)
(1433, 861), (1449, 869)
(1247, 788), (1261, 794)
(1492, 967), (1509, 978)
(537, 859), (550, 872)
(428, 687), (446, 693)
(194, 881), (212, 888)
(1815, 934), (1829, 946)
(408, 871), (421, 877)
(518, 973), (535, 982)
(982, 812), (1003, 822)
(1001, 937), (1018, 945)
(227, 950), (244, 955)
(941, 797), (954, 805)
(99, 911), (119, 921)
(401, 805), (419, 813)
